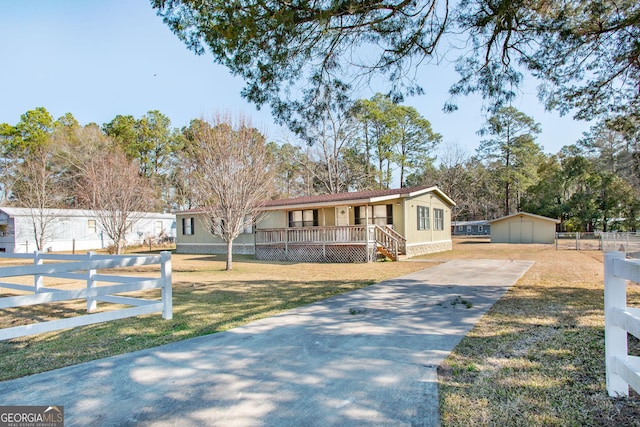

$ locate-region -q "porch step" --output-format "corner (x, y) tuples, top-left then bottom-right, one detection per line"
(377, 245), (397, 261)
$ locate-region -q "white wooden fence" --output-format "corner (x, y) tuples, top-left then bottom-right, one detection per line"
(604, 251), (640, 396)
(0, 251), (172, 340)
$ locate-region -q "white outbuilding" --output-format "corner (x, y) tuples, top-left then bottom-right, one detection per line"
(489, 212), (560, 244)
(0, 207), (176, 253)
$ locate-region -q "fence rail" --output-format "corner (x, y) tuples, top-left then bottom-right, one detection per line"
(604, 251), (640, 397)
(555, 232), (601, 251)
(601, 232), (640, 257)
(0, 251), (172, 340)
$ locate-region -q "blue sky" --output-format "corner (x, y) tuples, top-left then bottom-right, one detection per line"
(1, 0), (591, 157)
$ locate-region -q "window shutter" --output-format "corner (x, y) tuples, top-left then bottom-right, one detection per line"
(386, 204), (393, 224)
(354, 206), (361, 225)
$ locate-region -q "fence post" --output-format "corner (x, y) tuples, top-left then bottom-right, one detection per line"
(34, 251), (43, 293)
(161, 251), (173, 320)
(86, 251), (97, 312)
(626, 233), (630, 255)
(604, 251), (629, 396)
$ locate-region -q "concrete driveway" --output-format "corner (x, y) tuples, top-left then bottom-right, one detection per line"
(0, 259), (533, 426)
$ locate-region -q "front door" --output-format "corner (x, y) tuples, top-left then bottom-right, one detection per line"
(336, 207), (349, 226)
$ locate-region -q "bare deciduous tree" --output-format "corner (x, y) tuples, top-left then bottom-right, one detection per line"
(83, 151), (155, 254)
(302, 107), (360, 194)
(186, 113), (275, 271)
(12, 146), (65, 251)
(57, 131), (155, 254)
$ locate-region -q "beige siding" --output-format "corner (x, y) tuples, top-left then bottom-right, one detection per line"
(392, 202), (405, 235)
(257, 211), (285, 229)
(491, 214), (557, 244)
(176, 213), (255, 254)
(175, 187), (455, 258)
(403, 193), (452, 247)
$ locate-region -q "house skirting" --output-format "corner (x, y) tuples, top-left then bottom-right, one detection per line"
(176, 242), (255, 255)
(406, 240), (452, 257)
(255, 243), (376, 263)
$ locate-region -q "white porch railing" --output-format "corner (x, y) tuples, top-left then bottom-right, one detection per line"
(371, 225), (407, 260)
(0, 251), (172, 340)
(604, 251), (640, 397)
(255, 225), (406, 262)
(255, 225), (369, 245)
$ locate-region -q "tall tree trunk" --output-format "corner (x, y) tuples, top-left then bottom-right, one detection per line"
(505, 181), (510, 216)
(226, 239), (233, 271)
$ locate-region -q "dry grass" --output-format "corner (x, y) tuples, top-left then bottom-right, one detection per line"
(2, 241), (639, 426)
(420, 238), (640, 427)
(0, 253), (430, 381)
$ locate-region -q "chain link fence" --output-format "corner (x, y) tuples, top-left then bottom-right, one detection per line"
(601, 232), (640, 257)
(555, 232), (640, 258)
(555, 232), (602, 251)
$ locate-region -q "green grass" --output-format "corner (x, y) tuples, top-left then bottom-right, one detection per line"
(0, 253), (429, 381)
(3, 242), (640, 425)
(418, 239), (640, 426)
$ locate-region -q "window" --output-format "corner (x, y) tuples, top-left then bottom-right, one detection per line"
(88, 220), (97, 233)
(155, 221), (163, 236)
(288, 209), (318, 227)
(417, 206), (430, 230)
(354, 205), (393, 225)
(182, 217), (194, 235)
(457, 225), (463, 231)
(211, 218), (224, 236)
(467, 225), (472, 233)
(434, 208), (444, 231)
(478, 225), (484, 232)
(243, 215), (253, 234)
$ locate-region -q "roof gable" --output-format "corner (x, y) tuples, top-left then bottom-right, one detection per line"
(173, 186), (455, 215)
(489, 212), (560, 224)
(259, 186), (455, 211)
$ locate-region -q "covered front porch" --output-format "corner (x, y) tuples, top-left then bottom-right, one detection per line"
(255, 224), (407, 263)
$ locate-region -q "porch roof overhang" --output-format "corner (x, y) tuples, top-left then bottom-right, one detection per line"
(259, 186), (455, 212)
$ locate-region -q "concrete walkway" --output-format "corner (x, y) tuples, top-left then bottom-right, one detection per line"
(0, 259), (533, 426)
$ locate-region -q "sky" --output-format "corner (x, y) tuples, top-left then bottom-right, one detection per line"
(0, 0), (592, 158)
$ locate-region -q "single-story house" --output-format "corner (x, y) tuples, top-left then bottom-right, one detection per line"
(489, 212), (560, 244)
(175, 185), (456, 263)
(0, 207), (176, 253)
(452, 220), (490, 236)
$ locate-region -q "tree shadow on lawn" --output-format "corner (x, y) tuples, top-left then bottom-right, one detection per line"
(438, 283), (640, 426)
(0, 278), (373, 381)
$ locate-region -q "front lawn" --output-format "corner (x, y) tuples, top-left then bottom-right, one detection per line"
(0, 254), (429, 381)
(420, 239), (640, 426)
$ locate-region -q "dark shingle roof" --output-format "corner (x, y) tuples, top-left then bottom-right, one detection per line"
(174, 185), (454, 214)
(260, 185), (452, 209)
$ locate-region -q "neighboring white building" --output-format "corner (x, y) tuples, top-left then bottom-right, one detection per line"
(0, 207), (176, 253)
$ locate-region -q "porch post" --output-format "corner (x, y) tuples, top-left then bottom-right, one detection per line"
(365, 204), (371, 262)
(322, 209), (326, 260)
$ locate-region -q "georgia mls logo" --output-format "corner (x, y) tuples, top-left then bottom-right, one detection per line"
(0, 405), (64, 427)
